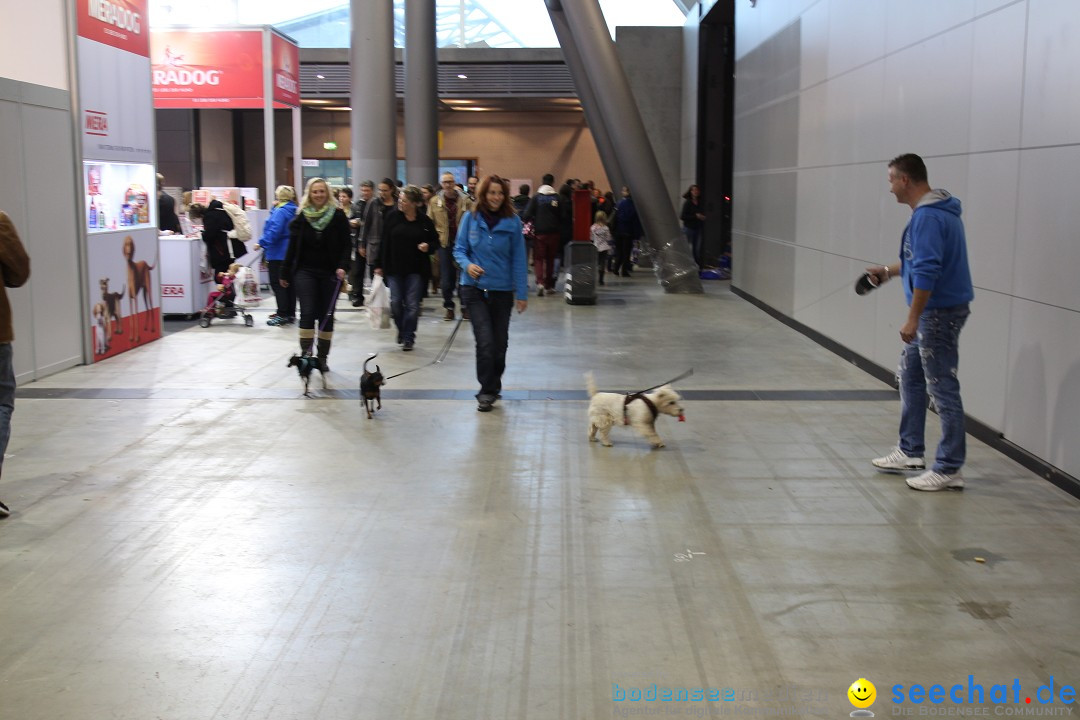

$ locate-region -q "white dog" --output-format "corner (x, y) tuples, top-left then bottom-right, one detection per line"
(586, 373), (685, 449)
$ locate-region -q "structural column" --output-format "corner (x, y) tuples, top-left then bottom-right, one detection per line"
(262, 29), (275, 206)
(545, 1), (625, 197)
(548, 0), (702, 293)
(351, 0), (397, 187)
(405, 0), (439, 186)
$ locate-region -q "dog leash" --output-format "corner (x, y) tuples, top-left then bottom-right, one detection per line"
(623, 368), (692, 425)
(317, 276), (343, 337)
(383, 316), (465, 381)
(633, 368), (694, 395)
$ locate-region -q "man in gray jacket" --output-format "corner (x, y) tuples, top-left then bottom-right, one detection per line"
(359, 178), (398, 281)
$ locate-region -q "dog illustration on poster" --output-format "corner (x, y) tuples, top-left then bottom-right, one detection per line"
(92, 302), (110, 354)
(123, 235), (156, 343)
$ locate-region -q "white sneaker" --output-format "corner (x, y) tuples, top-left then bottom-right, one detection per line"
(871, 446), (926, 472)
(907, 470), (964, 492)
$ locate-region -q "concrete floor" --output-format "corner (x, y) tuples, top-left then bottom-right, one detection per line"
(2, 277), (1078, 720)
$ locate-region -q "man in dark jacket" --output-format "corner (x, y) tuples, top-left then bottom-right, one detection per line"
(522, 174), (562, 295)
(613, 186), (642, 277)
(512, 184), (531, 215)
(157, 174), (181, 234)
(348, 180), (374, 306)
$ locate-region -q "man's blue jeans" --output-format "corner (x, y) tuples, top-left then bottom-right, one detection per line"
(0, 343), (14, 477)
(898, 304), (970, 474)
(438, 246), (459, 310)
(387, 273), (424, 343)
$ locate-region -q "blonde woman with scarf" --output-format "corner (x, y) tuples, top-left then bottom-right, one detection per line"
(282, 178), (351, 370)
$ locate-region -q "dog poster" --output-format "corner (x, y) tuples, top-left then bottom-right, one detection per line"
(88, 227), (162, 361)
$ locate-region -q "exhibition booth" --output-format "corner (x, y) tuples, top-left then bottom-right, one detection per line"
(149, 27), (302, 320)
(77, 0), (161, 362)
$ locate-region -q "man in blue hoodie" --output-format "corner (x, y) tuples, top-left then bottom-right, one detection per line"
(866, 154), (974, 492)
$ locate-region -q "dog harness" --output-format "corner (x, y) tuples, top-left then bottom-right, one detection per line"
(623, 393), (658, 425)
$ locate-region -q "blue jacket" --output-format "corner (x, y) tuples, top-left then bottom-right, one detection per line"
(614, 196), (643, 238)
(900, 190), (974, 309)
(453, 210), (529, 301)
(259, 201), (297, 261)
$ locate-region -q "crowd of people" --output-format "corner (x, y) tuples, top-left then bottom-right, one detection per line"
(186, 170), (670, 411)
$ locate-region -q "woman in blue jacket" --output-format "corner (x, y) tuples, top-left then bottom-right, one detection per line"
(256, 185), (298, 325)
(453, 175), (529, 412)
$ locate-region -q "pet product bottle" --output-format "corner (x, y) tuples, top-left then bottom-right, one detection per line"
(88, 197), (98, 229)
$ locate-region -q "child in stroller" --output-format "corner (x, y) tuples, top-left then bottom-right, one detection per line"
(200, 263), (253, 327)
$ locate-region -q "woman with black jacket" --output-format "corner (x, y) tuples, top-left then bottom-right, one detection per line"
(282, 178), (351, 370)
(680, 184), (706, 267)
(188, 199), (241, 277)
(373, 185), (437, 351)
(189, 199), (244, 312)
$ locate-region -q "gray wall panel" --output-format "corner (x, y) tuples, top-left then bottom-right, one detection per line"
(733, 96), (799, 172)
(0, 80), (82, 382)
(21, 104), (82, 377)
(0, 98), (35, 381)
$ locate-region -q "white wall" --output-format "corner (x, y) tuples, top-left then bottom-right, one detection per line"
(732, 0), (1080, 480)
(0, 0), (70, 91)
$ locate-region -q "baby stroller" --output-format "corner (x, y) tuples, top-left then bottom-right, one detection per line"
(199, 263), (254, 327)
(199, 249), (263, 328)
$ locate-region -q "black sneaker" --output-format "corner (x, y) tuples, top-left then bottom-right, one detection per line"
(402, 341), (414, 351)
(477, 399), (494, 412)
(0, 499), (10, 518)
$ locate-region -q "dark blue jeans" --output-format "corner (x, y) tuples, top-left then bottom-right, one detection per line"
(683, 226), (702, 266)
(438, 246), (460, 310)
(268, 260), (296, 319)
(460, 285), (514, 402)
(293, 268), (337, 332)
(898, 304), (970, 474)
(387, 273), (424, 343)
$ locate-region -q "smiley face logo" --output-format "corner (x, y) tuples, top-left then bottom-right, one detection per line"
(848, 678), (876, 709)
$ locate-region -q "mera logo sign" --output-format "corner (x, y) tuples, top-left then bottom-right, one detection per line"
(275, 73), (297, 94)
(87, 0), (142, 34)
(85, 110), (108, 137)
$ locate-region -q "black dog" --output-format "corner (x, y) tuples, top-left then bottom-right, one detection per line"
(360, 354), (385, 419)
(288, 354), (325, 396)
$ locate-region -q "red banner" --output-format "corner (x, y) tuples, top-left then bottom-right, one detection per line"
(272, 33), (301, 108)
(151, 30), (264, 109)
(77, 0), (150, 58)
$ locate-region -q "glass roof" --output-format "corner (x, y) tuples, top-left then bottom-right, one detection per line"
(149, 0), (688, 48)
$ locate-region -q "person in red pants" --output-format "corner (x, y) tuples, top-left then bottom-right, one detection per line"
(521, 173), (562, 295)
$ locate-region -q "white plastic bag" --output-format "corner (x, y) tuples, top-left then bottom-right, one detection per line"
(366, 274), (391, 329)
(234, 266), (261, 307)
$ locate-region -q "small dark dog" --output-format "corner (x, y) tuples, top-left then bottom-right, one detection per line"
(288, 354), (325, 396)
(360, 354), (385, 419)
